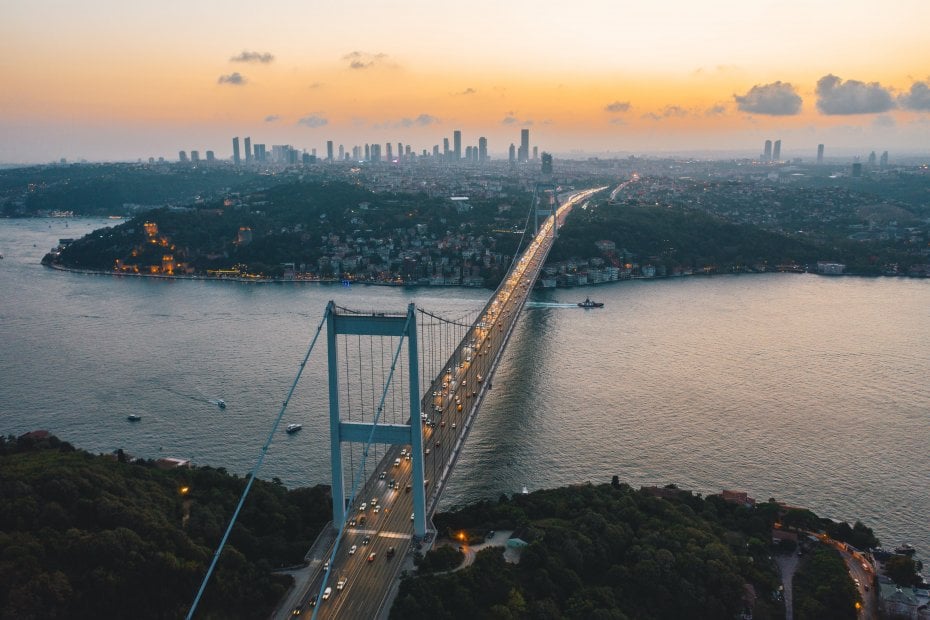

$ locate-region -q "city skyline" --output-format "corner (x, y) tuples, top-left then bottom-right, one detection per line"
(3, 0), (930, 163)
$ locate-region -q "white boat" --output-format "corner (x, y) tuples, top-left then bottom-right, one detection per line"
(286, 423), (302, 434)
(521, 485), (529, 495)
(126, 414), (141, 422)
(216, 399), (226, 409)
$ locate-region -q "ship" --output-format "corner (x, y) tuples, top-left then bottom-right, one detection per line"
(216, 399), (226, 409)
(577, 297), (604, 308)
(126, 414), (142, 422)
(286, 423), (302, 434)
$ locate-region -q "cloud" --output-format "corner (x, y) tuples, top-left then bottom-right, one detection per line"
(230, 50), (274, 64)
(898, 80), (930, 111)
(816, 74), (895, 114)
(662, 105), (688, 118)
(343, 51), (390, 70)
(501, 112), (532, 126)
(604, 101), (631, 113)
(501, 115), (518, 125)
(609, 118), (627, 126)
(217, 72), (246, 85)
(398, 113), (440, 127)
(297, 114), (328, 128)
(264, 114), (280, 123)
(309, 82), (324, 90)
(705, 104), (727, 116)
(642, 112), (662, 121)
(734, 81), (802, 115)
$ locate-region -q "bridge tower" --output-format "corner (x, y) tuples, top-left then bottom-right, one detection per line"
(325, 301), (429, 537)
(532, 183), (559, 239)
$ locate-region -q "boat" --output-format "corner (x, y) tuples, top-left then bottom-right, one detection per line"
(126, 414), (141, 422)
(286, 423), (302, 434)
(216, 399), (226, 409)
(894, 543), (917, 556)
(577, 297), (604, 308)
(521, 485), (529, 495)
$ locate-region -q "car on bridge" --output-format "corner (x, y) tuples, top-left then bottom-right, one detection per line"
(349, 545), (357, 555)
(322, 587), (332, 600)
(337, 577), (347, 590)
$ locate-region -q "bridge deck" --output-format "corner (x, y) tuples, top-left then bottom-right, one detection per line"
(290, 187), (604, 619)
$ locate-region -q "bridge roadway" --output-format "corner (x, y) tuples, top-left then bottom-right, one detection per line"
(287, 186), (606, 619)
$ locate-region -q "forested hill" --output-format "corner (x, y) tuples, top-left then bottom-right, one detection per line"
(0, 433), (331, 619)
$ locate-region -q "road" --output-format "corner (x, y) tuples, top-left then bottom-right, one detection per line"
(286, 186), (606, 619)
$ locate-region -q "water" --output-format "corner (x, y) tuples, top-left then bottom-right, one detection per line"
(1, 218), (927, 557)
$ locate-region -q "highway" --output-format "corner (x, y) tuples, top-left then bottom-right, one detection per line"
(287, 186), (606, 619)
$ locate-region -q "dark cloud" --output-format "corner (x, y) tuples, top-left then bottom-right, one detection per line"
(297, 114), (328, 128)
(816, 74), (895, 114)
(217, 72), (246, 85)
(734, 81), (802, 115)
(264, 114), (280, 123)
(604, 101), (631, 113)
(641, 112), (662, 121)
(705, 104), (727, 116)
(501, 115), (518, 125)
(898, 80), (930, 111)
(343, 51), (389, 70)
(455, 88), (477, 96)
(399, 113), (440, 127)
(230, 50), (274, 64)
(501, 112), (532, 126)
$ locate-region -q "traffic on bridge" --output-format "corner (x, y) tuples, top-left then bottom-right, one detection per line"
(286, 186), (606, 619)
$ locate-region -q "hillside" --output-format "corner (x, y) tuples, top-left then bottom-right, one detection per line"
(0, 433), (330, 619)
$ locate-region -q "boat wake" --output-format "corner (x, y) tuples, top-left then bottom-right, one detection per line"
(524, 302), (578, 309)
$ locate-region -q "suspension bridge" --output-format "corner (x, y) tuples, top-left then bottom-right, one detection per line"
(186, 185), (605, 620)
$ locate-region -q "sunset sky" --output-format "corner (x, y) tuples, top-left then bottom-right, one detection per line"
(3, 0), (929, 163)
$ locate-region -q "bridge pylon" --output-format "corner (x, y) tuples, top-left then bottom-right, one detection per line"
(532, 183), (559, 239)
(325, 301), (428, 537)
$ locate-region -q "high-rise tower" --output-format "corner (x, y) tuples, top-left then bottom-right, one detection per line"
(244, 137), (251, 163)
(763, 140), (772, 162)
(327, 140), (334, 163)
(232, 137), (241, 165)
(817, 144), (824, 165)
(772, 140), (781, 162)
(478, 137), (488, 163)
(453, 130), (462, 160)
(518, 129), (530, 163)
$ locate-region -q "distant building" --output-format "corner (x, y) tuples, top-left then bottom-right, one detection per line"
(763, 139), (772, 162)
(190, 150), (200, 163)
(327, 140), (334, 163)
(880, 150), (889, 168)
(253, 143), (266, 162)
(519, 129), (530, 163)
(816, 261), (846, 275)
(453, 130), (462, 160)
(817, 143), (824, 165)
(852, 162), (863, 177)
(232, 137), (240, 165)
(478, 137), (488, 163)
(508, 143), (516, 164)
(868, 151), (877, 167)
(178, 150), (188, 163)
(541, 152), (553, 174)
(205, 150), (215, 162)
(532, 146), (538, 161)
(772, 139), (781, 162)
(244, 137), (251, 163)
(237, 227), (253, 245)
(720, 489), (756, 507)
(443, 137), (450, 159)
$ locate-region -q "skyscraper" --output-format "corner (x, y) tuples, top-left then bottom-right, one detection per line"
(338, 144), (345, 161)
(453, 130), (462, 160)
(478, 137), (488, 163)
(190, 150), (200, 163)
(443, 137), (450, 159)
(763, 140), (772, 162)
(327, 140), (334, 163)
(532, 146), (538, 161)
(509, 143), (516, 164)
(772, 140), (781, 162)
(519, 129), (530, 163)
(817, 144), (824, 165)
(244, 137), (251, 163)
(179, 150), (188, 163)
(206, 150), (215, 162)
(232, 137), (240, 165)
(880, 151), (888, 168)
(541, 152), (553, 174)
(386, 142), (393, 161)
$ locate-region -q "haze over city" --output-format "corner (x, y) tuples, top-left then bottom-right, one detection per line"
(3, 0), (930, 163)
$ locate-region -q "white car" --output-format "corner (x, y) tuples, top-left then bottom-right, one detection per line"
(322, 587), (332, 600)
(373, 505), (381, 513)
(337, 577), (347, 590)
(349, 545), (357, 555)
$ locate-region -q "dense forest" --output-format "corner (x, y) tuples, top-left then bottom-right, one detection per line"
(0, 433), (331, 619)
(391, 482), (867, 620)
(549, 203), (822, 269)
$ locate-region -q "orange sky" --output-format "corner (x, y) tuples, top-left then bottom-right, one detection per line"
(2, 0), (929, 162)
